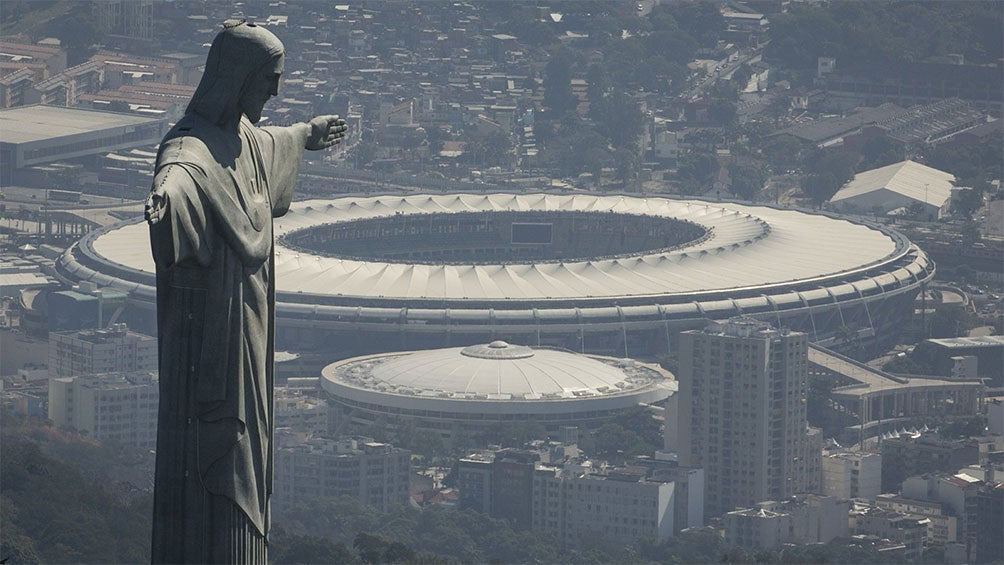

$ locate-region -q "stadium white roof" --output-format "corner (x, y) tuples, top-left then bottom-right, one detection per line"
(91, 193), (901, 302)
(830, 160), (955, 207)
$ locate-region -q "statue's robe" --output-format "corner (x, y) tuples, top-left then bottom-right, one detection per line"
(149, 113), (303, 564)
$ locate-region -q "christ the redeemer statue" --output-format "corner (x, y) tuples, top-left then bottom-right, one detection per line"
(145, 20), (347, 564)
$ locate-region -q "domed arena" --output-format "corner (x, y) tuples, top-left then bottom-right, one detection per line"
(320, 341), (677, 434)
(56, 192), (934, 358)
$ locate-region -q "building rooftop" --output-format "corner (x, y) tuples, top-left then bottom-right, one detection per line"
(774, 103), (906, 144)
(830, 160), (955, 206)
(925, 335), (1004, 348)
(0, 105), (165, 145)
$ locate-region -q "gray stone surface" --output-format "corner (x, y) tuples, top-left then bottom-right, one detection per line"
(146, 21), (345, 564)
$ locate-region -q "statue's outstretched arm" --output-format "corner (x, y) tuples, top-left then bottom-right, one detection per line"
(304, 115), (348, 151)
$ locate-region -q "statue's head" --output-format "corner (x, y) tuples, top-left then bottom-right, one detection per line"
(186, 20), (285, 125)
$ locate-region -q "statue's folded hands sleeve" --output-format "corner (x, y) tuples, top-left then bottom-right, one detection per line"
(146, 164), (214, 270)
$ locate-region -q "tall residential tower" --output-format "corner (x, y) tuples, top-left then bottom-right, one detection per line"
(674, 319), (821, 517)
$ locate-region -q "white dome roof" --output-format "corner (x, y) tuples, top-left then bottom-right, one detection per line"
(367, 341), (639, 398)
(321, 344), (676, 414)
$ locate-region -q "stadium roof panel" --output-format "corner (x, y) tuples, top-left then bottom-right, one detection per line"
(91, 193), (903, 302)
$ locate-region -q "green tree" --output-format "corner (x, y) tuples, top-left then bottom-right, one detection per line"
(761, 135), (804, 172)
(731, 63), (753, 90)
(708, 99), (738, 126)
(272, 529), (359, 564)
(728, 163), (768, 200)
(614, 147), (640, 185)
(802, 148), (858, 204)
(586, 63), (611, 102)
(591, 90), (645, 149)
(543, 48), (578, 116)
(661, 1), (724, 47)
(858, 136), (905, 171)
(883, 354), (933, 375)
(677, 151), (718, 195)
(952, 188), (983, 219)
(929, 304), (973, 339)
(0, 438), (152, 563)
(41, 3), (103, 65)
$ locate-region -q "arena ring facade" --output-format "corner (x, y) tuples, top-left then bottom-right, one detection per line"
(56, 192), (934, 358)
(322, 341), (677, 434)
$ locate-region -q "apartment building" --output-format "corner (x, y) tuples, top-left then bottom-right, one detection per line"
(532, 463), (675, 547)
(822, 449), (882, 499)
(48, 371), (158, 448)
(677, 319), (822, 517)
(274, 436), (411, 512)
(48, 324), (157, 378)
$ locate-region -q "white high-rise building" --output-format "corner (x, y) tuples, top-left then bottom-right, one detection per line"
(532, 463), (676, 546)
(48, 324), (157, 378)
(677, 318), (822, 517)
(274, 437), (411, 512)
(822, 449), (882, 499)
(47, 371), (159, 448)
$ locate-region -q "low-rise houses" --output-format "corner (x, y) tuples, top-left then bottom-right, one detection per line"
(850, 506), (928, 561)
(881, 435), (979, 493)
(723, 495), (849, 550)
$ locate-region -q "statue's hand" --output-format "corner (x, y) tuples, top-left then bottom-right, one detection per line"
(146, 186), (168, 225)
(306, 115), (348, 150)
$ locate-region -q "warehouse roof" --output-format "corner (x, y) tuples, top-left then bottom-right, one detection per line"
(925, 335), (1004, 348)
(773, 103), (905, 144)
(830, 160), (955, 206)
(0, 105), (164, 145)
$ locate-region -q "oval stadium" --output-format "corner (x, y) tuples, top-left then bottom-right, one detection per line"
(321, 340), (677, 434)
(55, 192), (934, 358)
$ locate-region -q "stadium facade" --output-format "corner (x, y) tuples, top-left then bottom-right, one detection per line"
(56, 192), (934, 358)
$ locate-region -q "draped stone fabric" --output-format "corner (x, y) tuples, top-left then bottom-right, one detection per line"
(149, 22), (303, 564)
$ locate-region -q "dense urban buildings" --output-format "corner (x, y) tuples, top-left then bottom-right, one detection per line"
(533, 462), (675, 546)
(458, 444), (703, 548)
(674, 319), (821, 517)
(880, 435), (979, 492)
(914, 336), (1004, 385)
(723, 495), (849, 550)
(1, 1), (1001, 562)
